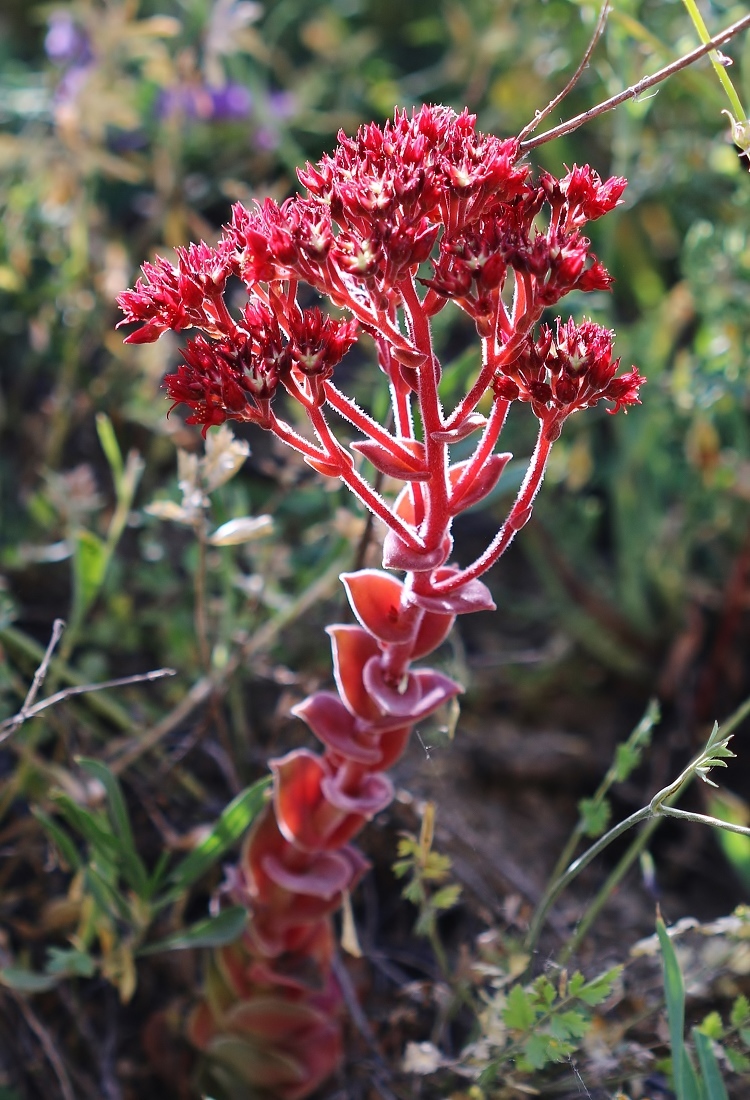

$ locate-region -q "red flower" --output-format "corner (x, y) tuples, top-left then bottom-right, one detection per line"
(498, 317), (645, 421)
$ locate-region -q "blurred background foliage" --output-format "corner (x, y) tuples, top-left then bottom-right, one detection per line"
(1, 0), (750, 1095)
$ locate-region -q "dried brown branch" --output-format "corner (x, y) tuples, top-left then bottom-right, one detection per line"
(0, 662), (175, 743)
(520, 12), (750, 152)
(517, 1), (611, 144)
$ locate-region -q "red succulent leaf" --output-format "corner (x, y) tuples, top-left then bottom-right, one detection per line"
(373, 725), (412, 770)
(448, 453), (512, 513)
(350, 438), (429, 480)
(262, 846), (358, 900)
(392, 485), (420, 526)
(430, 413), (487, 443)
(411, 609), (456, 659)
(362, 657), (423, 717)
(409, 668), (463, 719)
(327, 625), (382, 720)
(304, 454), (343, 477)
(272, 750), (366, 851)
(340, 570), (417, 645)
(382, 530), (452, 572)
(407, 569), (496, 614)
(292, 692), (382, 764)
(320, 768), (393, 818)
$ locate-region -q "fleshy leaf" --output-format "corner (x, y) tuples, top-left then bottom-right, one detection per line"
(351, 438), (429, 481)
(382, 530), (452, 572)
(448, 453), (512, 513)
(327, 625), (382, 720)
(292, 692), (382, 764)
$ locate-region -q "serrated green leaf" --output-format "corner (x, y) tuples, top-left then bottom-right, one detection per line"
(140, 905), (247, 954)
(574, 964), (623, 1006)
(503, 983), (535, 1031)
(693, 1027), (729, 1100)
(164, 777), (270, 901)
(739, 1027), (750, 1047)
(550, 1010), (589, 1041)
(615, 742), (641, 782)
(578, 796), (612, 838)
(431, 884), (461, 911)
(568, 971), (586, 997)
(730, 995), (750, 1028)
(0, 967), (60, 992)
(724, 1048), (750, 1072)
(521, 1032), (555, 1070)
(698, 1012), (724, 1040)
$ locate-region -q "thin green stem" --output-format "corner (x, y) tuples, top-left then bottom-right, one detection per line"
(559, 817), (659, 964)
(681, 0), (747, 121)
(532, 696), (750, 963)
(525, 804), (652, 961)
(547, 701), (659, 889)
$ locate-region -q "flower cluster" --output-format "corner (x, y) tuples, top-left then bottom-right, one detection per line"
(118, 105), (645, 1097)
(494, 318), (645, 437)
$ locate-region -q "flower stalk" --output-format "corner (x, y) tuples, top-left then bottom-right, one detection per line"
(119, 105), (644, 1098)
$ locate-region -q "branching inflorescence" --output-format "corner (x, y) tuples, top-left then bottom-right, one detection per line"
(119, 105), (644, 1098)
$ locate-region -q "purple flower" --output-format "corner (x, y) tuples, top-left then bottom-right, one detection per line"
(210, 82), (252, 121)
(156, 81), (252, 123)
(45, 11), (91, 66)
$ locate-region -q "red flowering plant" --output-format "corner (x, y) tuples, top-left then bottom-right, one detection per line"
(118, 105), (643, 1097)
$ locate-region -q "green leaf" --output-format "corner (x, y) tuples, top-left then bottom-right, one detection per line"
(724, 1048), (750, 1073)
(550, 1010), (589, 1042)
(693, 1028), (729, 1100)
(96, 412), (124, 488)
(52, 795), (120, 862)
(84, 865), (132, 923)
(0, 967), (60, 992)
(578, 796), (612, 838)
(656, 915), (704, 1100)
(430, 884), (461, 911)
(164, 777), (271, 901)
(503, 983), (535, 1031)
(72, 529), (108, 618)
(730, 995), (750, 1028)
(521, 1032), (556, 1070)
(532, 975), (556, 1008)
(77, 758), (149, 898)
(698, 1012), (724, 1041)
(574, 965), (623, 1006)
(33, 808), (82, 871)
(44, 947), (96, 978)
(568, 971), (586, 998)
(707, 791), (750, 893)
(615, 742), (641, 782)
(140, 905), (247, 954)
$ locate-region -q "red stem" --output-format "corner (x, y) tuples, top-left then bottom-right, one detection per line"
(306, 403), (426, 551)
(433, 420), (553, 593)
(450, 396), (511, 505)
(398, 275), (449, 550)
